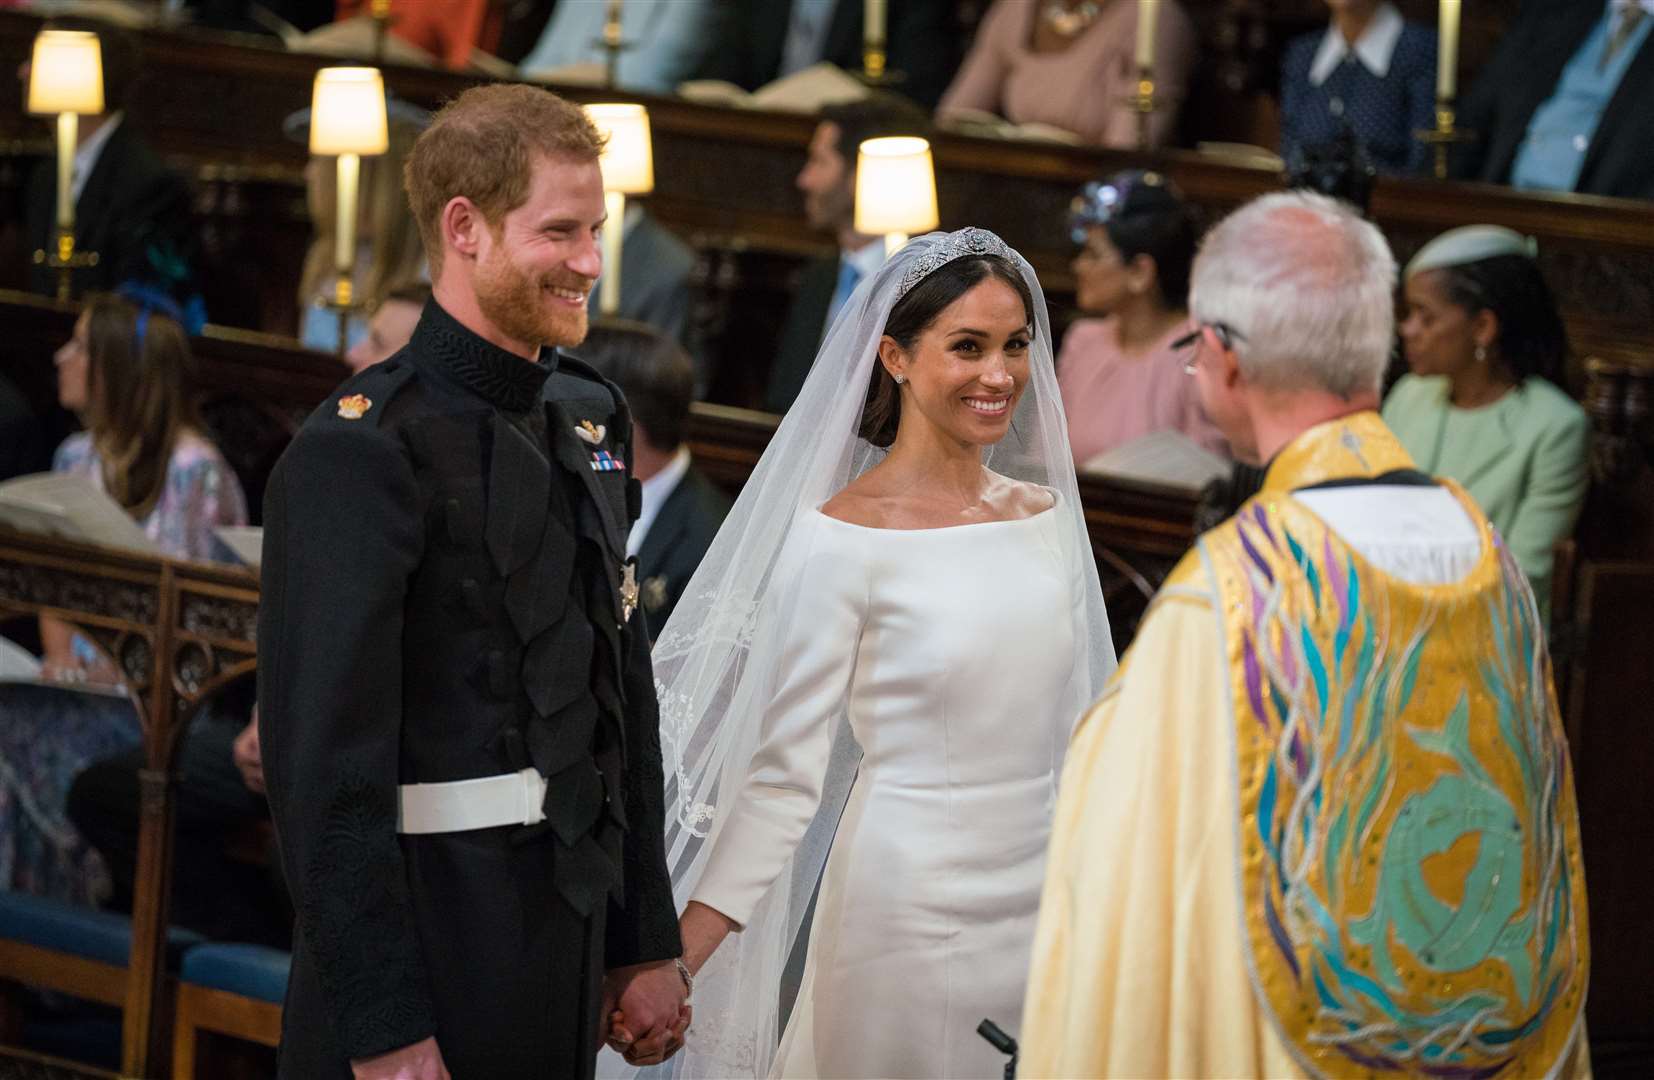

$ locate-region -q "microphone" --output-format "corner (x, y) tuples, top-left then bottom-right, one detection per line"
(977, 1018), (1018, 1080)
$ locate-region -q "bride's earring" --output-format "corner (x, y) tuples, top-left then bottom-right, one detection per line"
(893, 373), (905, 385)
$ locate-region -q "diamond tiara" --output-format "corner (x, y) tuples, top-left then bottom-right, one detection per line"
(893, 227), (1017, 302)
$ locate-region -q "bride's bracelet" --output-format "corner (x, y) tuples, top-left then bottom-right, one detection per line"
(674, 958), (694, 1001)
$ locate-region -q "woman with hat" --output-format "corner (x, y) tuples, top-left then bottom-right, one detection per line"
(1387, 224), (1589, 622)
(1057, 169), (1227, 466)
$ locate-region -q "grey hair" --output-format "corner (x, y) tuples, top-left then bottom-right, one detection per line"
(1189, 191), (1396, 399)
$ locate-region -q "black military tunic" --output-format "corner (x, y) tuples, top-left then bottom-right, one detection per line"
(258, 301), (680, 1079)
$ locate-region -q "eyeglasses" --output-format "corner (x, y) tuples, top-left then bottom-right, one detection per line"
(1173, 321), (1246, 375)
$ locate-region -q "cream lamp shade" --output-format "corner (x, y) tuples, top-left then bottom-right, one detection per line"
(28, 30), (104, 115)
(309, 67), (389, 156)
(854, 136), (939, 236)
(586, 103), (655, 195)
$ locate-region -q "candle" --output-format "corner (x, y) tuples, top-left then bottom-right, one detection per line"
(1437, 0), (1461, 100)
(600, 190), (626, 316)
(55, 112), (77, 231)
(865, 0), (887, 46)
(1135, 0), (1160, 69)
(334, 152), (360, 277)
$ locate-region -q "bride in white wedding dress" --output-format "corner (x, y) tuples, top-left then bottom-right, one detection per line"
(604, 229), (1115, 1079)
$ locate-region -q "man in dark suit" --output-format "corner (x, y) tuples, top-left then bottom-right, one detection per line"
(764, 94), (930, 414)
(259, 84), (686, 1080)
(612, 206), (708, 390)
(693, 0), (960, 108)
(23, 19), (195, 300)
(575, 319), (731, 640)
(1456, 0), (1654, 198)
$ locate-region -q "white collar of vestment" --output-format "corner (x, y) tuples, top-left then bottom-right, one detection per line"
(1309, 3), (1404, 85)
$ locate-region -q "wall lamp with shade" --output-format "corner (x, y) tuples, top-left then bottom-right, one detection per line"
(854, 135), (938, 256)
(309, 65), (389, 355)
(585, 102), (654, 317)
(28, 28), (104, 300)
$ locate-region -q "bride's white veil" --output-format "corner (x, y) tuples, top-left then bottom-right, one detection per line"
(607, 228), (1116, 1078)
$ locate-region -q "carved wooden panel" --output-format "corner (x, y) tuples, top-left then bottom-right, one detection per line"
(0, 557), (159, 625)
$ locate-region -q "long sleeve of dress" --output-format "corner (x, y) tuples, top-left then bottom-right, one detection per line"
(258, 421), (435, 1060)
(1506, 404), (1589, 617)
(1020, 586), (1304, 1079)
(690, 516), (869, 929)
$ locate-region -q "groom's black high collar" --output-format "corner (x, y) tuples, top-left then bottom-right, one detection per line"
(410, 299), (560, 413)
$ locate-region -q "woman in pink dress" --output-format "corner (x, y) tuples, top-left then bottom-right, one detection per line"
(1055, 170), (1228, 466)
(938, 0), (1197, 147)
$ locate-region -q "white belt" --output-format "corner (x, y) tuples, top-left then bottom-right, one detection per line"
(396, 767), (548, 834)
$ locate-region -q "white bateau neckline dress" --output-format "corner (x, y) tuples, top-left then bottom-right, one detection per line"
(693, 501), (1083, 1078)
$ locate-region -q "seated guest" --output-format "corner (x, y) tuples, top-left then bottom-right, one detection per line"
(345, 280), (429, 374)
(68, 695), (289, 947)
(1386, 225), (1589, 621)
(600, 204), (702, 386)
(23, 20), (195, 302)
(1279, 1), (1437, 176)
(691, 0), (958, 108)
(294, 104), (428, 354)
(1457, 0), (1654, 198)
(332, 0), (502, 69)
(48, 292), (248, 565)
(2, 294), (247, 905)
(1059, 170), (1226, 465)
(519, 0), (719, 93)
(766, 94), (930, 413)
(938, 0), (1196, 148)
(575, 319), (731, 639)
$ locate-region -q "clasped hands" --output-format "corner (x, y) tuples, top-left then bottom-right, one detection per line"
(604, 959), (692, 1067)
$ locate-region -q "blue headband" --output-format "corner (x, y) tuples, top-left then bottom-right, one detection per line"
(116, 280), (206, 353)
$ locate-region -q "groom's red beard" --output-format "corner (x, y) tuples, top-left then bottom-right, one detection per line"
(475, 247), (594, 351)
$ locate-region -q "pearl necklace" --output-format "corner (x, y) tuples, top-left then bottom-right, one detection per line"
(1043, 0), (1102, 37)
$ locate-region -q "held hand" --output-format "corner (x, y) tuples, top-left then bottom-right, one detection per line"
(613, 1002), (691, 1067)
(350, 1036), (450, 1080)
(605, 961), (688, 1065)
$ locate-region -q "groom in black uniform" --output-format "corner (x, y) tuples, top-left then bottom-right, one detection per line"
(259, 84), (687, 1079)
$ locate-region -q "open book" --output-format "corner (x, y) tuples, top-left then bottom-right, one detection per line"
(0, 473), (160, 556)
(936, 107), (1083, 146)
(286, 16), (442, 67)
(1080, 430), (1231, 494)
(677, 62), (869, 113)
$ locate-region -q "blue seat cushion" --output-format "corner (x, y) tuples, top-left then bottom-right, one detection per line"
(180, 942), (290, 1004)
(0, 889), (205, 969)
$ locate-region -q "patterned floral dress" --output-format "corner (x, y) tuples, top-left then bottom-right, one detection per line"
(0, 431), (246, 904)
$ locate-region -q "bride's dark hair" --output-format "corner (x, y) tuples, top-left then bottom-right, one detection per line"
(859, 254), (1035, 448)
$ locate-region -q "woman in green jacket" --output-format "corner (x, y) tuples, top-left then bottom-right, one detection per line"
(1386, 225), (1588, 624)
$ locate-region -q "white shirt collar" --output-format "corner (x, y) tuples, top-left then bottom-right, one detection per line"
(842, 235), (887, 280)
(71, 111), (123, 205)
(1308, 3), (1404, 85)
(626, 446), (692, 558)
